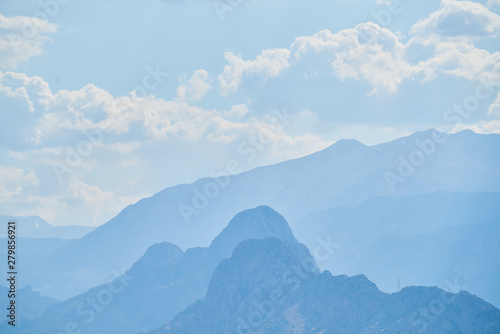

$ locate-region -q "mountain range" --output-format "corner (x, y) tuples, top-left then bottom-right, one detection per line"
(293, 191), (500, 306)
(7, 206), (500, 333)
(0, 285), (59, 325)
(7, 206), (300, 334)
(0, 215), (95, 239)
(15, 129), (500, 302)
(150, 237), (500, 334)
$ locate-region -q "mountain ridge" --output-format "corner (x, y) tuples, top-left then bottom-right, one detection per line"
(18, 130), (500, 300)
(11, 206), (304, 334)
(151, 237), (500, 334)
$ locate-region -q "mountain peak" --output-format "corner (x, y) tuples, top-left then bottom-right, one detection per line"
(206, 237), (318, 299)
(328, 138), (366, 151)
(134, 242), (184, 269)
(157, 237), (500, 334)
(456, 128), (477, 135)
(209, 206), (298, 253)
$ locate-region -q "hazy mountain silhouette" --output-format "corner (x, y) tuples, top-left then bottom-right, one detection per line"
(293, 191), (500, 306)
(0, 285), (59, 324)
(19, 130), (500, 299)
(151, 238), (500, 334)
(0, 215), (94, 239)
(11, 206), (300, 333)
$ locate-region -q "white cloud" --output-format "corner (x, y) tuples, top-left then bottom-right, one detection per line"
(3, 3), (500, 227)
(408, 38), (500, 85)
(292, 24), (418, 94)
(219, 104), (249, 119)
(451, 119), (500, 134)
(0, 71), (215, 144)
(290, 19), (500, 94)
(0, 14), (57, 69)
(210, 4), (500, 97)
(0, 70), (331, 225)
(0, 166), (38, 201)
(66, 175), (117, 224)
(177, 69), (211, 102)
(218, 48), (290, 96)
(0, 166), (144, 226)
(0, 70), (330, 149)
(410, 0), (500, 40)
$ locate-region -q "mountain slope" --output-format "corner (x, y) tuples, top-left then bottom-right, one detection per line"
(0, 215), (94, 239)
(12, 206), (302, 334)
(25, 130), (500, 299)
(0, 237), (73, 257)
(293, 191), (500, 307)
(350, 217), (500, 308)
(151, 238), (500, 334)
(0, 285), (59, 324)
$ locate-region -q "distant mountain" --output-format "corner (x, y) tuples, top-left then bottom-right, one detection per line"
(0, 215), (95, 239)
(292, 191), (500, 306)
(24, 130), (500, 299)
(0, 237), (73, 257)
(0, 217), (92, 303)
(0, 237), (74, 286)
(13, 206), (302, 333)
(151, 238), (500, 334)
(349, 217), (500, 309)
(0, 285), (59, 324)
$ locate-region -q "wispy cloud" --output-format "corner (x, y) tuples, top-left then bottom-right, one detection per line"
(218, 48), (291, 96)
(0, 14), (57, 69)
(410, 0), (500, 40)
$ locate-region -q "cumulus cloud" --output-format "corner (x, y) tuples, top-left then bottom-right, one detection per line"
(292, 23), (418, 94)
(0, 69), (331, 225)
(177, 69), (211, 102)
(3, 1), (500, 226)
(0, 14), (57, 69)
(0, 71), (216, 145)
(410, 0), (500, 40)
(0, 70), (330, 149)
(218, 48), (290, 96)
(414, 40), (500, 83)
(290, 19), (500, 94)
(213, 3), (500, 96)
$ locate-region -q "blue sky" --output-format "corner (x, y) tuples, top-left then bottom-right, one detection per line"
(0, 0), (499, 226)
